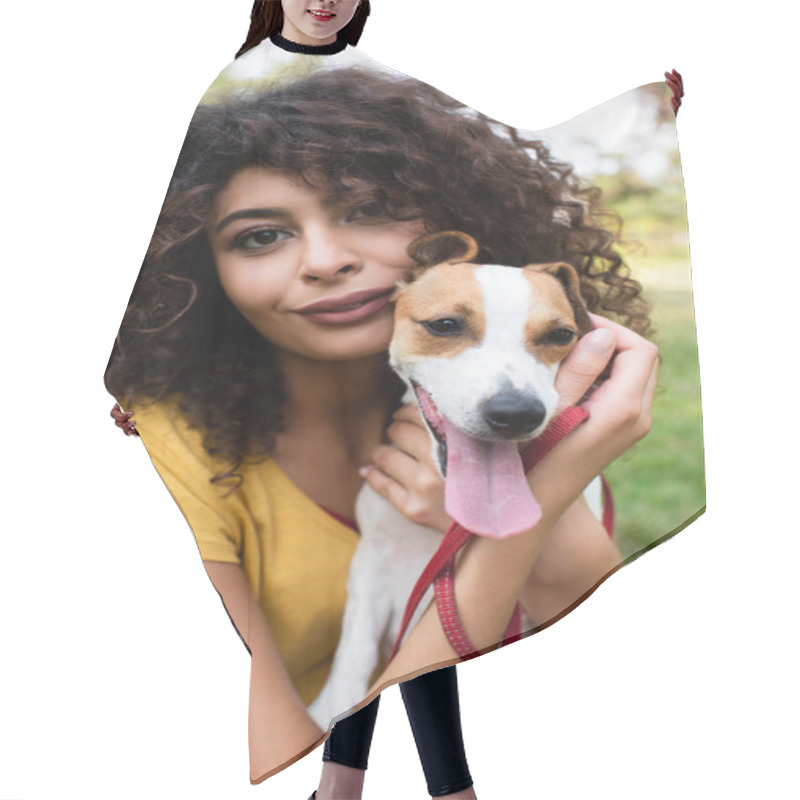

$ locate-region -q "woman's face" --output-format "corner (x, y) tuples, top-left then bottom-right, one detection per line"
(280, 0), (361, 46)
(207, 167), (426, 362)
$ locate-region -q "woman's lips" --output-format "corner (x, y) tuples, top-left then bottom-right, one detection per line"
(295, 287), (394, 314)
(298, 293), (392, 325)
(307, 9), (335, 22)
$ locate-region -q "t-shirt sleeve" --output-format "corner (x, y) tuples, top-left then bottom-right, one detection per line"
(131, 400), (243, 565)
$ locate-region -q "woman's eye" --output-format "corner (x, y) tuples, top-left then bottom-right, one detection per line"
(543, 327), (577, 345)
(232, 228), (290, 251)
(423, 318), (464, 337)
(348, 200), (388, 221)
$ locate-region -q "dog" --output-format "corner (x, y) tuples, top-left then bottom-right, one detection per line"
(308, 231), (596, 727)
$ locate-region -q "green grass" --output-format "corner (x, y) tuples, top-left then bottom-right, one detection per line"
(603, 257), (706, 559)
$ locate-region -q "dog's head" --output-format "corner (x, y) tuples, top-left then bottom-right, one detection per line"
(389, 231), (593, 538)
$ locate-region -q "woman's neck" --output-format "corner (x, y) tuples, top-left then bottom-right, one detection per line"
(277, 351), (399, 444)
(270, 30), (348, 55)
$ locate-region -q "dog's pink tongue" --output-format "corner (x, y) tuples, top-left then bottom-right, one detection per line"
(442, 416), (541, 539)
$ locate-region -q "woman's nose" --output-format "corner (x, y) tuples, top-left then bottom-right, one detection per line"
(299, 231), (362, 282)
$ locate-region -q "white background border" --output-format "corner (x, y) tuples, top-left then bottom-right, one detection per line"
(2, 1), (797, 798)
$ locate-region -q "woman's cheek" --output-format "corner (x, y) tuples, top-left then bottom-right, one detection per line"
(216, 259), (279, 319)
(214, 256), (248, 306)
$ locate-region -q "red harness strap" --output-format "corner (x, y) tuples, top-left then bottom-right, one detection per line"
(387, 405), (590, 664)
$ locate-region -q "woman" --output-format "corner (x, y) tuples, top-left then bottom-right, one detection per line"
(106, 3), (657, 795)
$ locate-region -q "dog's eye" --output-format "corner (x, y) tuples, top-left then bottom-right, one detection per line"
(423, 318), (463, 336)
(544, 328), (576, 345)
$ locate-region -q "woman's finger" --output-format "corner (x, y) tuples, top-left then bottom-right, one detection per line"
(368, 442), (414, 481)
(363, 450), (450, 531)
(363, 453), (441, 524)
(554, 327), (616, 408)
(369, 433), (442, 494)
(388, 416), (438, 467)
(392, 402), (425, 427)
(576, 324), (658, 451)
(363, 464), (410, 512)
(582, 321), (659, 422)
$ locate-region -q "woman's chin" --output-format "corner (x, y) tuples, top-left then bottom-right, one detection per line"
(325, 333), (393, 362)
(295, 323), (394, 362)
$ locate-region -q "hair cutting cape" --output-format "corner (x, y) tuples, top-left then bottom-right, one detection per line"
(105, 33), (704, 781)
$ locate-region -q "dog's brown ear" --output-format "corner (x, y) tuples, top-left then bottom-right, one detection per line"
(529, 262), (594, 334)
(407, 231), (479, 268)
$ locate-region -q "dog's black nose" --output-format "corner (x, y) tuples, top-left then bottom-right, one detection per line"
(482, 393), (546, 438)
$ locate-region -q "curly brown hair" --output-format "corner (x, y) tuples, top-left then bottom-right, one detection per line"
(104, 67), (651, 489)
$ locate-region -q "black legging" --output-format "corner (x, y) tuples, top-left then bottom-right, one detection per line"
(322, 665), (473, 797)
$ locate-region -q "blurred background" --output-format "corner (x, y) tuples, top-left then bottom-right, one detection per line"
(540, 83), (704, 558)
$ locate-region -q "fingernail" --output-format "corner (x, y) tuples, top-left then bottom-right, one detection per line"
(358, 466), (370, 477)
(584, 328), (615, 353)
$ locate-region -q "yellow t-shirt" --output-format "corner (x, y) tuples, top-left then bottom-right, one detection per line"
(129, 396), (360, 706)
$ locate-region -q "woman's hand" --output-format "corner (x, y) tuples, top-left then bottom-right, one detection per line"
(553, 313), (658, 470)
(359, 403), (453, 534)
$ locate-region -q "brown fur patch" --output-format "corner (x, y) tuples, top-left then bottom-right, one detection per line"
(392, 263), (486, 358)
(524, 262), (593, 334)
(521, 267), (583, 366)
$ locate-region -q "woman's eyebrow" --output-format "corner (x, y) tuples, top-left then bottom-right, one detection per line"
(214, 207), (292, 235)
